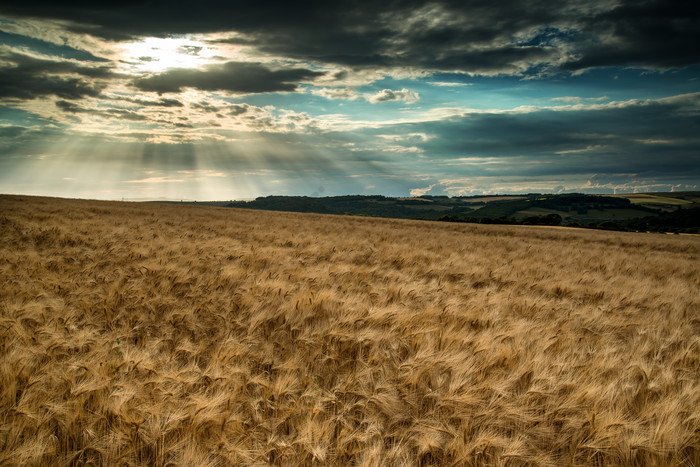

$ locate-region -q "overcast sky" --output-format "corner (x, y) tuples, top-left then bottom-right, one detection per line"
(1, 0), (699, 199)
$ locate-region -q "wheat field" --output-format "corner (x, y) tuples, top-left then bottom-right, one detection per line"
(1, 194), (698, 466)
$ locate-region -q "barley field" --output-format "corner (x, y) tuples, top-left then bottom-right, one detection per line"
(1, 194), (698, 466)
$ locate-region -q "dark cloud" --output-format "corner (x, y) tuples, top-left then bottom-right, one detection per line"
(189, 101), (249, 116)
(0, 71), (102, 100)
(0, 0), (350, 39)
(191, 101), (220, 113)
(228, 104), (248, 116)
(0, 123), (65, 154)
(0, 125), (28, 138)
(133, 61), (324, 94)
(0, 51), (117, 78)
(0, 30), (109, 62)
(2, 1), (698, 74)
(121, 97), (184, 107)
(563, 0), (700, 71)
(373, 94), (700, 178)
(56, 100), (147, 121)
(0, 51), (117, 100)
(54, 100), (82, 113)
(212, 1), (564, 73)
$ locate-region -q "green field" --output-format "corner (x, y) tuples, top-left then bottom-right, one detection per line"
(582, 208), (661, 219)
(614, 193), (697, 207)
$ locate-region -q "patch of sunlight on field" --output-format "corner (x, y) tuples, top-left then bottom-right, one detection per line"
(616, 193), (694, 206)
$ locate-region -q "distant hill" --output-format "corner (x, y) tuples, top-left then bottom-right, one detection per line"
(226, 194), (533, 220)
(226, 195), (462, 219)
(220, 192), (700, 233)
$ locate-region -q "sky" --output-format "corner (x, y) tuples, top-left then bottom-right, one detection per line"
(0, 0), (699, 200)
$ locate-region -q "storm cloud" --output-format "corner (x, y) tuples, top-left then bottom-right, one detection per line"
(133, 61), (324, 94)
(0, 51), (116, 99)
(1, 0), (698, 74)
(563, 0), (700, 71)
(56, 100), (147, 121)
(371, 93), (700, 180)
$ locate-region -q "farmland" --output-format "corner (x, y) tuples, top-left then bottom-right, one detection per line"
(1, 195), (699, 465)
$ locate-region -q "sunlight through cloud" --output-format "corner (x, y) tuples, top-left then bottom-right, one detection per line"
(119, 37), (218, 73)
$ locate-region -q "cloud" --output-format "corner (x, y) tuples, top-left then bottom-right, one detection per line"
(228, 104), (249, 116)
(563, 0), (700, 71)
(409, 184), (436, 196)
(176, 169), (226, 177)
(551, 96), (609, 104)
(377, 133), (433, 143)
(0, 51), (116, 100)
(360, 92), (700, 185)
(3, 1), (697, 76)
(0, 29), (109, 63)
(1, 2), (698, 199)
(133, 61), (324, 94)
(368, 88), (419, 104)
(425, 174), (700, 197)
(55, 100), (147, 121)
(3, 89), (698, 198)
(0, 125), (28, 138)
(190, 101), (220, 113)
(188, 101), (250, 116)
(125, 176), (184, 184)
(311, 87), (359, 100)
(120, 97), (184, 107)
(428, 81), (472, 87)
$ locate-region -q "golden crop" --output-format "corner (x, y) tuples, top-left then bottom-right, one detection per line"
(1, 195), (698, 466)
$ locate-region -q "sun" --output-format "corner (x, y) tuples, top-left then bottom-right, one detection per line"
(120, 36), (217, 73)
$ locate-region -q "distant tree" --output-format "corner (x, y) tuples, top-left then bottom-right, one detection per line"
(521, 214), (562, 226)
